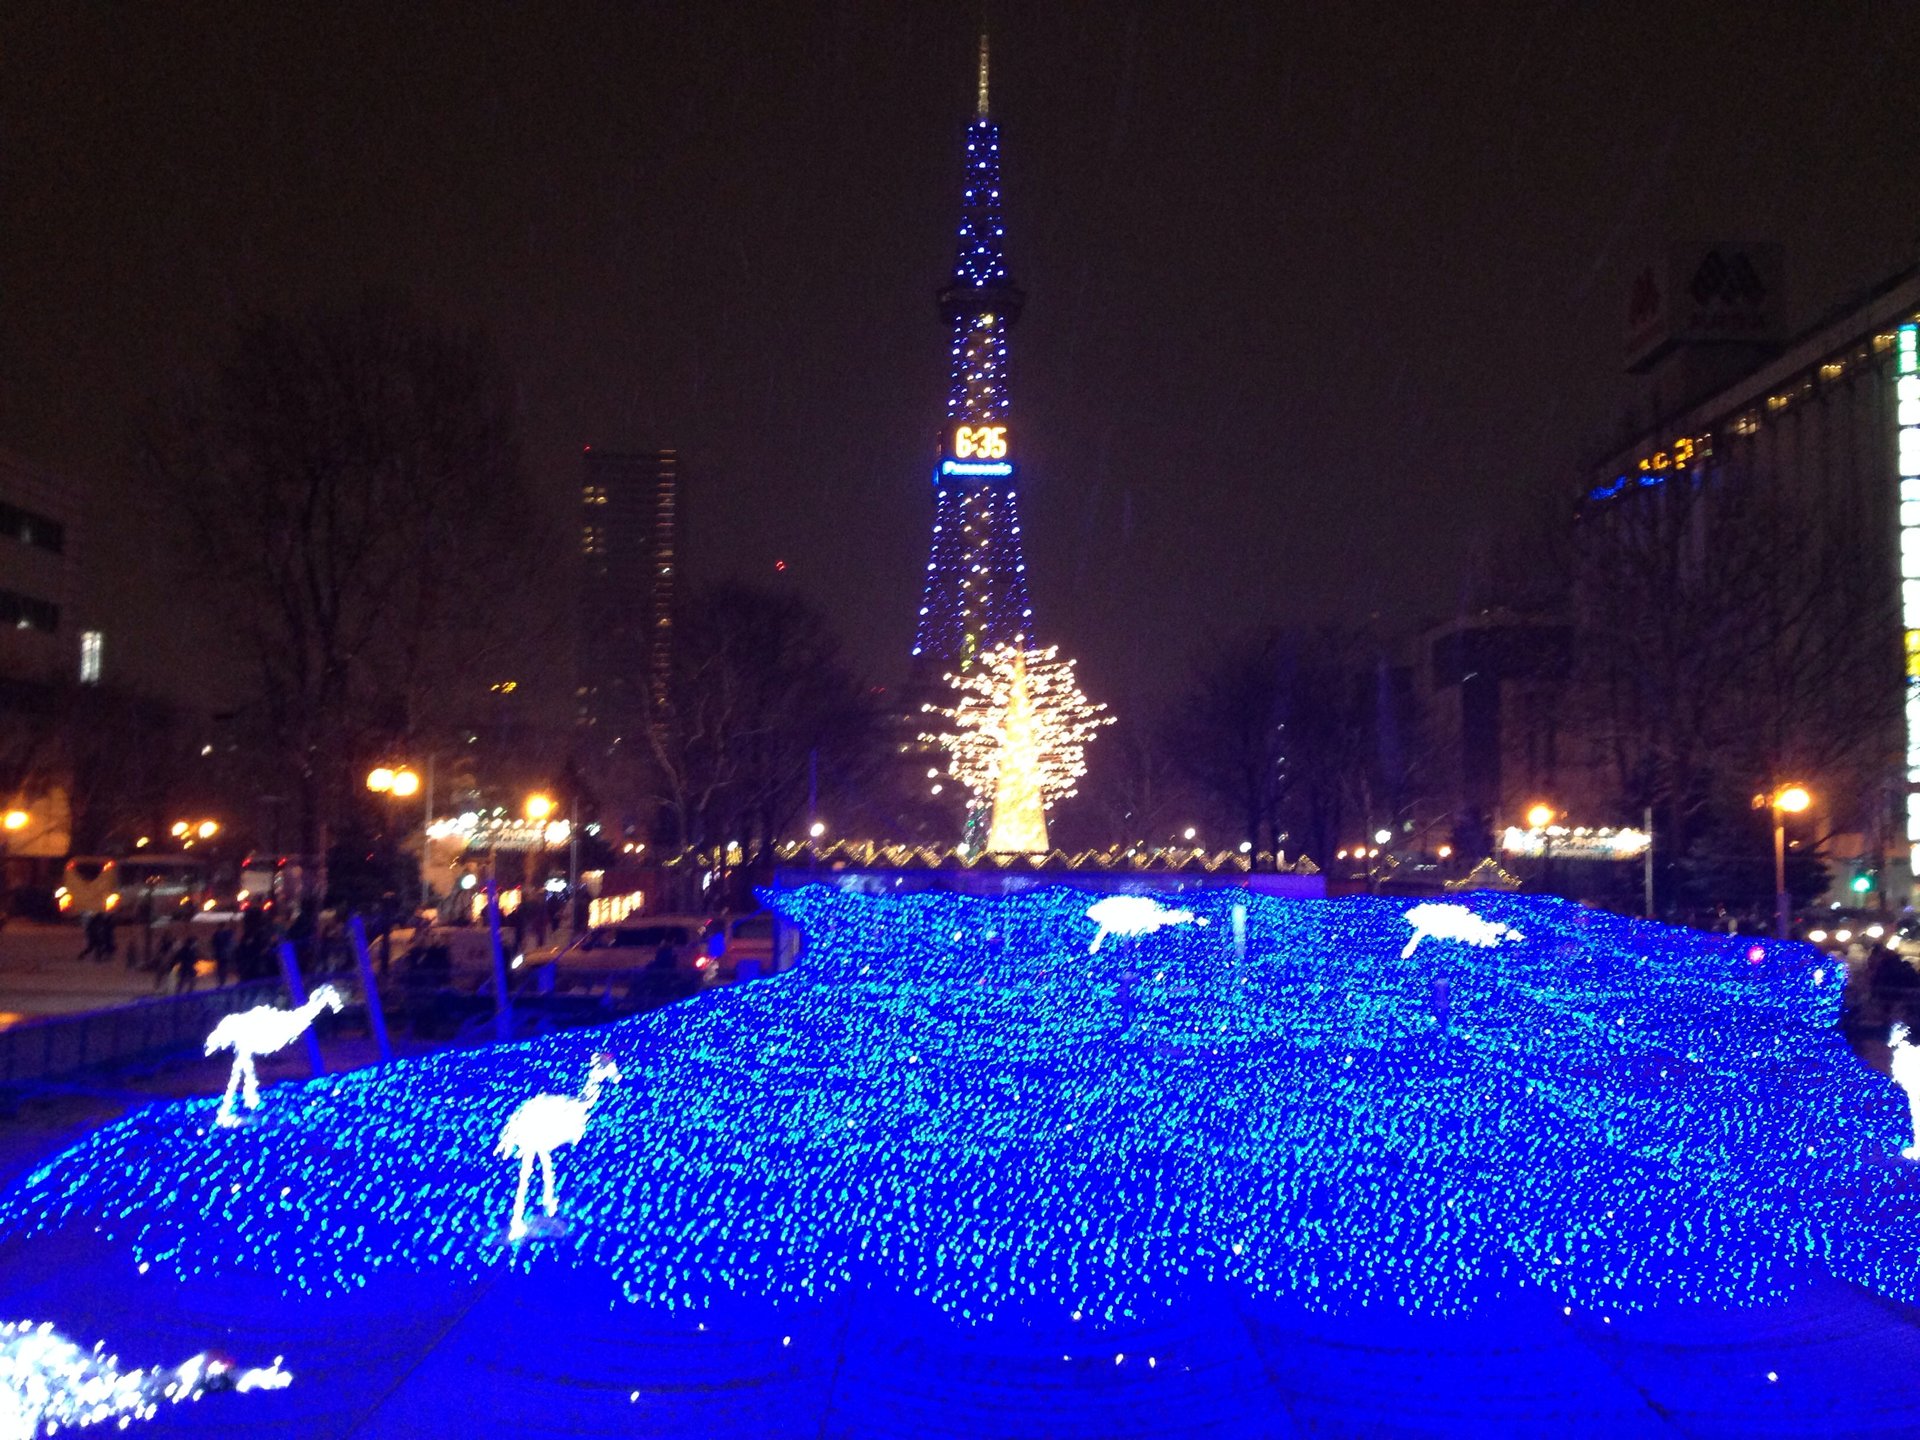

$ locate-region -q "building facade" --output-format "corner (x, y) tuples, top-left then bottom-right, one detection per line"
(0, 450), (81, 865)
(577, 447), (681, 744)
(1579, 252), (1920, 900)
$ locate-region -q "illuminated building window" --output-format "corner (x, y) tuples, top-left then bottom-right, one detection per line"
(1897, 324), (1920, 873)
(78, 629), (102, 684)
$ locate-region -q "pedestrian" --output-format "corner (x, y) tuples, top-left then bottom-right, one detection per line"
(211, 925), (234, 987)
(172, 934), (199, 993)
(76, 912), (101, 962)
(99, 909), (117, 964)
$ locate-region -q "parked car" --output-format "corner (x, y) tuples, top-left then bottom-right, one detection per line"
(538, 910), (779, 990)
(547, 917), (708, 990)
(709, 911), (775, 979)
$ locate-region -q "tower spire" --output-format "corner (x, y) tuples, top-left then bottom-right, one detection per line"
(976, 30), (990, 118)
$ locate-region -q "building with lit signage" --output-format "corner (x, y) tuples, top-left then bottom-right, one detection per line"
(1580, 248), (1920, 899)
(909, 36), (1035, 692)
(577, 447), (681, 742)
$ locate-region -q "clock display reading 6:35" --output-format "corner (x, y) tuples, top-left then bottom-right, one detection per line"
(953, 424), (1009, 460)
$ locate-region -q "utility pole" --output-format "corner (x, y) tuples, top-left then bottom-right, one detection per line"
(1642, 804), (1654, 919)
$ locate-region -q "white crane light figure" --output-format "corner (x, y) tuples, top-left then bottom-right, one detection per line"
(1401, 903), (1524, 960)
(0, 1318), (290, 1439)
(1890, 1024), (1920, 1160)
(1086, 896), (1202, 954)
(497, 1052), (623, 1240)
(204, 985), (343, 1126)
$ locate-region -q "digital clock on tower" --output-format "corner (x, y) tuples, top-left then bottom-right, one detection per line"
(951, 424), (1009, 460)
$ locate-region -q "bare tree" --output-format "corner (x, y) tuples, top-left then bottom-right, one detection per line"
(142, 295), (535, 893)
(1164, 630), (1288, 863)
(644, 584), (882, 866)
(1573, 467), (1900, 904)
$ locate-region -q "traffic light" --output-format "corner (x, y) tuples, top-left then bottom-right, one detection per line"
(1851, 870), (1876, 895)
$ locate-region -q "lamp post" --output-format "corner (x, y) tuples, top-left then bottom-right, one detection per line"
(1526, 802), (1555, 892)
(1766, 784), (1812, 941)
(368, 764), (429, 912)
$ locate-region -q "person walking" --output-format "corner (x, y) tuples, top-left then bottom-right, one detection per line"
(171, 933), (200, 993)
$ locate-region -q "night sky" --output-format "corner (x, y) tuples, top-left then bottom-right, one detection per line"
(6, 3), (1920, 717)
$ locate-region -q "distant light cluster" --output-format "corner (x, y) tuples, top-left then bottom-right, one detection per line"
(2, 888), (1916, 1331)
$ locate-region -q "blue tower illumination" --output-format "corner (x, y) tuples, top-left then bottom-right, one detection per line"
(912, 34), (1035, 685)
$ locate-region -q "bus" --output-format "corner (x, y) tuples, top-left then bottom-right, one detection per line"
(57, 855), (213, 920)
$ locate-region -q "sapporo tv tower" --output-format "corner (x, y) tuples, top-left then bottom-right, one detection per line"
(909, 32), (1035, 690)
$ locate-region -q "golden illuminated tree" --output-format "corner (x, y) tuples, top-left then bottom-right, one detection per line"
(921, 643), (1112, 851)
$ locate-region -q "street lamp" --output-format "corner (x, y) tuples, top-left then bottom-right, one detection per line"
(1527, 802), (1557, 893)
(368, 764), (432, 910)
(525, 793), (555, 822)
(1765, 783), (1813, 941)
(2, 810), (27, 833)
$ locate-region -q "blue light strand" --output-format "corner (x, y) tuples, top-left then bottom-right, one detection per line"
(1, 890), (1914, 1332)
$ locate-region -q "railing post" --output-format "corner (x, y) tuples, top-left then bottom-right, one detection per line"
(347, 915), (394, 1063)
(277, 941), (327, 1078)
(486, 880), (514, 1044)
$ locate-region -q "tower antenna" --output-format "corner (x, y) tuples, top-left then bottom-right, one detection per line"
(976, 29), (990, 118)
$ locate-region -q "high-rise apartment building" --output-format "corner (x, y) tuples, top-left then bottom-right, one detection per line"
(577, 447), (681, 742)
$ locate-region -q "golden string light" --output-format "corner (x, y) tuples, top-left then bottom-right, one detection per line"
(920, 642), (1112, 812)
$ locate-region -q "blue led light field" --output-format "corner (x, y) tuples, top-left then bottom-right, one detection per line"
(1, 887), (1914, 1337)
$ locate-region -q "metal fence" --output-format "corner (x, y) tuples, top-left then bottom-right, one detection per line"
(0, 980), (283, 1089)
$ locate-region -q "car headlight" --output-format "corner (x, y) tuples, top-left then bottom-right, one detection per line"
(1809, 929), (1827, 943)
(1869, 925), (1885, 939)
(1835, 930), (1852, 943)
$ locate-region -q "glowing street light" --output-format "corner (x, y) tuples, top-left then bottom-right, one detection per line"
(196, 820), (219, 840)
(1373, 828), (1392, 846)
(369, 763), (433, 909)
(809, 821), (827, 839)
(1526, 802), (1555, 830)
(1, 810), (26, 832)
(525, 793), (556, 823)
